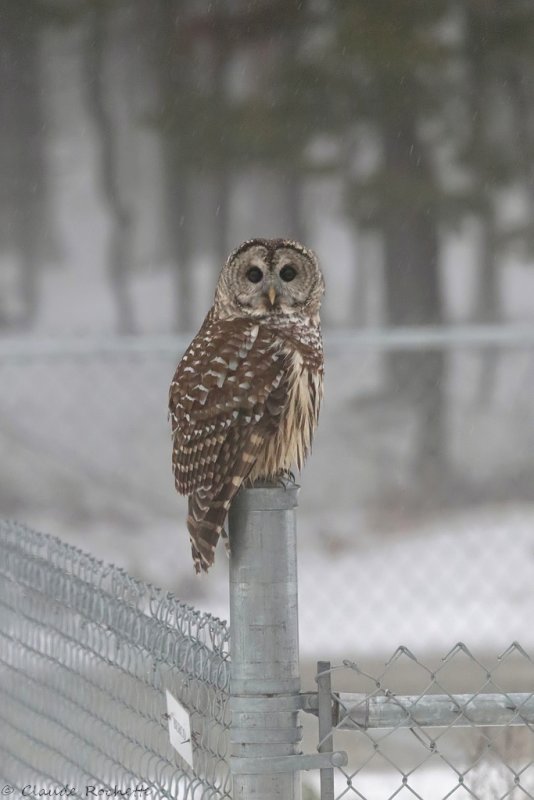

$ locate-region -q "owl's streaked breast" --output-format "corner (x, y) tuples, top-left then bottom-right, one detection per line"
(248, 317), (324, 482)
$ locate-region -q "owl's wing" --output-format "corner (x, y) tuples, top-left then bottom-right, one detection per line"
(169, 315), (291, 572)
(169, 316), (290, 496)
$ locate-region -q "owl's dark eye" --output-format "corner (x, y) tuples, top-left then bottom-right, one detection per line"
(246, 266), (263, 283)
(280, 265), (297, 282)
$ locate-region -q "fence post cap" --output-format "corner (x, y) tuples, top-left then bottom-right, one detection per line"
(232, 483), (300, 512)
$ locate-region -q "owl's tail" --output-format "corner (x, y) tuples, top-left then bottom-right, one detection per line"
(187, 482), (240, 574)
(187, 431), (268, 573)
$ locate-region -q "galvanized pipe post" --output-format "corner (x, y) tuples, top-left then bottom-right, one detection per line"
(229, 484), (302, 800)
(317, 661), (335, 800)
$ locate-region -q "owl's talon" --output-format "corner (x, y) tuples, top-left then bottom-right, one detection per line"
(220, 527), (231, 556)
(276, 470), (296, 490)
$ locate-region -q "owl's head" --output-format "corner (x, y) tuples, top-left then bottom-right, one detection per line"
(214, 238), (325, 319)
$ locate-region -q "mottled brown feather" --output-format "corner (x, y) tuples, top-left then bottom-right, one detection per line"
(169, 313), (297, 572)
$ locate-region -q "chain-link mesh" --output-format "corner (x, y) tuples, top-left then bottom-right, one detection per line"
(316, 644), (534, 799)
(0, 519), (231, 798)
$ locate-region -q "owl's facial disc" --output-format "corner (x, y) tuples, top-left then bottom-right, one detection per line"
(216, 238), (323, 318)
(239, 250), (311, 313)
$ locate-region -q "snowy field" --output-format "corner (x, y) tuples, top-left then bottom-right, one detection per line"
(16, 502), (534, 663)
(303, 761), (534, 800)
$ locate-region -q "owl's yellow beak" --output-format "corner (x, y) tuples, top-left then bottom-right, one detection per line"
(267, 286), (277, 306)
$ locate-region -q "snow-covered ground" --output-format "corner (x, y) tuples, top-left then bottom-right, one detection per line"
(16, 502), (534, 665)
(303, 760), (532, 800)
(299, 504), (534, 658)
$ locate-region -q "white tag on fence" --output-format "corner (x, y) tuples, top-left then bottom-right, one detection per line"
(166, 689), (194, 768)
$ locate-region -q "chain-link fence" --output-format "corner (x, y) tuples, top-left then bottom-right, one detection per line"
(3, 494), (534, 798)
(312, 645), (534, 799)
(2, 329), (534, 660)
(0, 519), (231, 798)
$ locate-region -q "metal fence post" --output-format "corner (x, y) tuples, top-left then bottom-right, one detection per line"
(317, 661), (335, 800)
(229, 484), (302, 800)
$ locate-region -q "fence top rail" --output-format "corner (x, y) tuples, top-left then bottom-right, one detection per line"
(305, 691), (534, 730)
(2, 324), (534, 361)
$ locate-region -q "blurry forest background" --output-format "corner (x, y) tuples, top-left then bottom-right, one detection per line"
(2, 0), (534, 660)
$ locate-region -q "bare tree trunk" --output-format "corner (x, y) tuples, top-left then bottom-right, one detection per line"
(214, 169), (231, 267)
(466, 7), (501, 328)
(15, 34), (41, 329)
(212, 9), (231, 269)
(152, 0), (196, 332)
(0, 0), (48, 329)
(84, 0), (136, 334)
(282, 17), (305, 244)
(381, 107), (446, 482)
(351, 228), (367, 327)
(284, 169), (306, 243)
(508, 58), (534, 252)
(465, 6), (501, 403)
(474, 213), (500, 404)
(475, 216), (499, 324)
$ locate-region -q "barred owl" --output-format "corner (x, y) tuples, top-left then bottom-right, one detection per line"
(169, 238), (325, 573)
